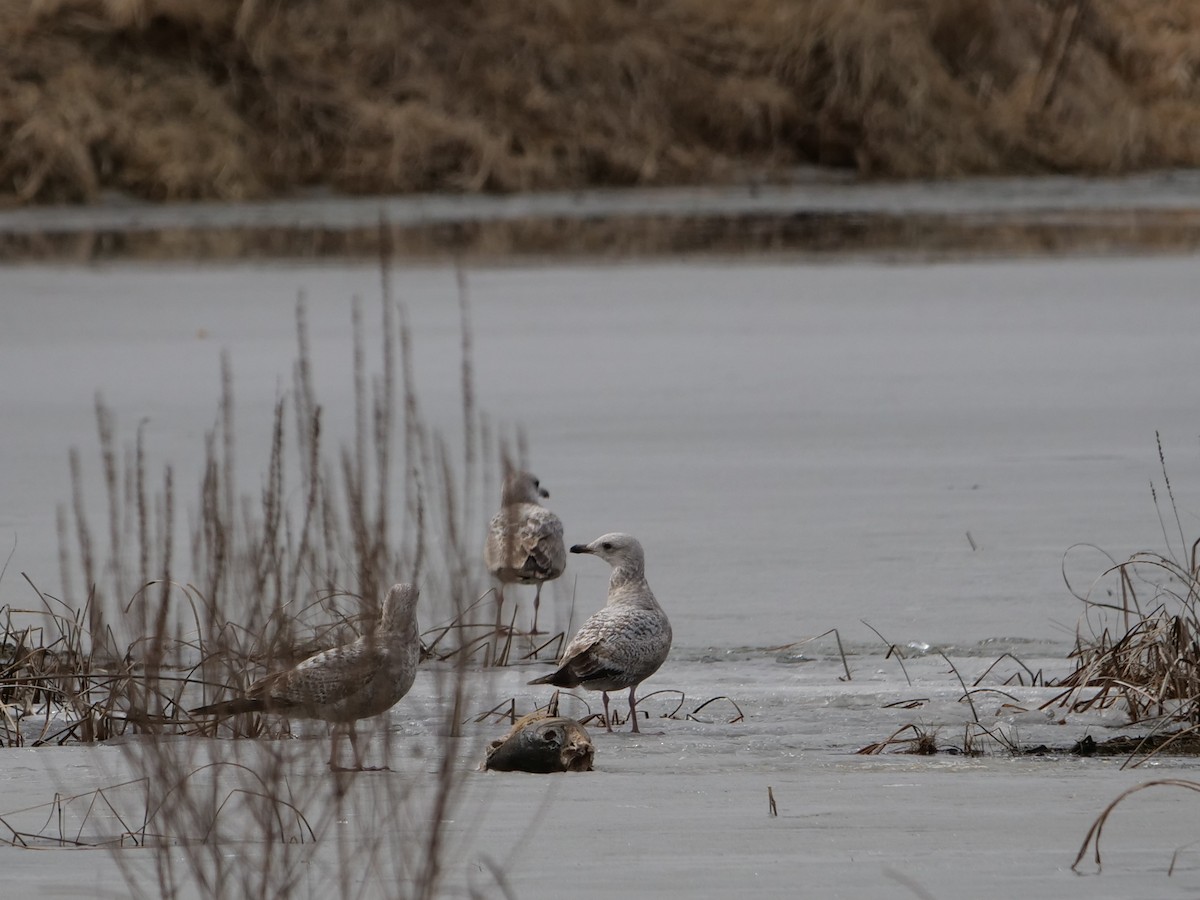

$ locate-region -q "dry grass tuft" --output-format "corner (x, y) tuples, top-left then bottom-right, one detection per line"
(0, 579), (129, 746)
(3, 0), (1200, 205)
(479, 687), (744, 733)
(856, 723), (940, 755)
(1048, 435), (1200, 740)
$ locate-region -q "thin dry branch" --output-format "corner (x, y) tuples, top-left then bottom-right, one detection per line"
(1073, 779), (1200, 873)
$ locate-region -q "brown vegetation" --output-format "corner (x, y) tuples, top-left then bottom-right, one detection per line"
(1043, 436), (1200, 767)
(0, 256), (518, 897)
(2, 0), (1200, 206)
(0, 253), (542, 752)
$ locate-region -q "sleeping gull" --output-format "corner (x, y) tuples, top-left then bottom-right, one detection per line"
(191, 583), (421, 771)
(484, 469), (566, 634)
(529, 533), (671, 733)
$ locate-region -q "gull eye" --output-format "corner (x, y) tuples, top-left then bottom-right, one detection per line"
(601, 542), (613, 551)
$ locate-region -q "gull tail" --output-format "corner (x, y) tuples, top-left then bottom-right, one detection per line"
(528, 667), (578, 688)
(190, 696), (265, 717)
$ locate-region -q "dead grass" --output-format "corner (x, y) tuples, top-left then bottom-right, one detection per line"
(0, 248), (558, 750)
(0, 245), (528, 897)
(0, 579), (129, 746)
(859, 436), (1200, 763)
(472, 687), (744, 734)
(856, 723), (940, 755)
(3, 0), (1200, 205)
(1047, 435), (1200, 740)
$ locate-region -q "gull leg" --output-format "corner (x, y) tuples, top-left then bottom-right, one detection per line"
(601, 691), (613, 733)
(330, 723), (367, 772)
(628, 686), (641, 733)
(328, 724), (343, 770)
(491, 585), (505, 668)
(348, 722), (363, 771)
(495, 585), (506, 636)
(348, 721), (390, 772)
(531, 582), (544, 635)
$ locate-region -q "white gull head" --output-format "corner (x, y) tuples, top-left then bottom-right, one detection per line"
(570, 532), (645, 577)
(501, 470), (550, 505)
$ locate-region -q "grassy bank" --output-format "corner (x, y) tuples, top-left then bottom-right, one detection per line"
(2, 0), (1199, 206)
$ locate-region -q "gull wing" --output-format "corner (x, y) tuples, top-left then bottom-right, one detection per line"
(251, 638), (385, 709)
(486, 503), (565, 581)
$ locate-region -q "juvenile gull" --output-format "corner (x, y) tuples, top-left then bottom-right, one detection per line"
(191, 583), (421, 771)
(529, 533), (671, 733)
(484, 470), (566, 634)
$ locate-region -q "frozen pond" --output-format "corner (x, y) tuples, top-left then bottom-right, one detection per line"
(4, 255), (1200, 896)
(4, 257), (1200, 650)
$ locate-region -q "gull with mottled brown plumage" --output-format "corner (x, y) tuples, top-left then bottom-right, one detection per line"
(529, 533), (671, 733)
(484, 470), (566, 634)
(191, 583), (421, 771)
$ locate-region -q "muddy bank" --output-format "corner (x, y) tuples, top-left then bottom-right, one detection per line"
(3, 0), (1200, 206)
(8, 207), (1200, 264)
(4, 173), (1200, 263)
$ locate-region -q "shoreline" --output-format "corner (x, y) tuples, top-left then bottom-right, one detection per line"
(3, 173), (1200, 264)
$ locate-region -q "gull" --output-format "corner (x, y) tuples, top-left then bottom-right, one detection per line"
(191, 583), (421, 771)
(484, 469), (566, 634)
(529, 533), (671, 733)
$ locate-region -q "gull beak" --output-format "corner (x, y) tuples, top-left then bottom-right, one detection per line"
(539, 487), (550, 499)
(569, 543), (592, 554)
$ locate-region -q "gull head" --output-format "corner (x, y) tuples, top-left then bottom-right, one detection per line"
(379, 583), (420, 631)
(501, 470), (550, 505)
(570, 532), (644, 570)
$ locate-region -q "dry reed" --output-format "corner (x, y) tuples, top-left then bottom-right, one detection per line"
(1046, 435), (1200, 743)
(3, 0), (1200, 206)
(856, 723), (939, 755)
(1073, 778), (1200, 873)
(0, 247), (529, 898)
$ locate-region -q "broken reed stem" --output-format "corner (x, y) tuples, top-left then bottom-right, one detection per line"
(861, 619), (911, 687)
(971, 653), (1042, 688)
(939, 652), (980, 724)
(689, 695), (745, 724)
(1030, 0), (1086, 114)
(1073, 779), (1200, 873)
(1155, 430), (1187, 568)
(766, 628), (852, 680)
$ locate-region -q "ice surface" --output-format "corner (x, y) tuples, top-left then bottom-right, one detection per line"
(4, 256), (1200, 649)
(5, 255), (1200, 897)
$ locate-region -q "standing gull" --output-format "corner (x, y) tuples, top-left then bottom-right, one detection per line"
(191, 583), (421, 771)
(529, 533), (671, 733)
(484, 469), (566, 634)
